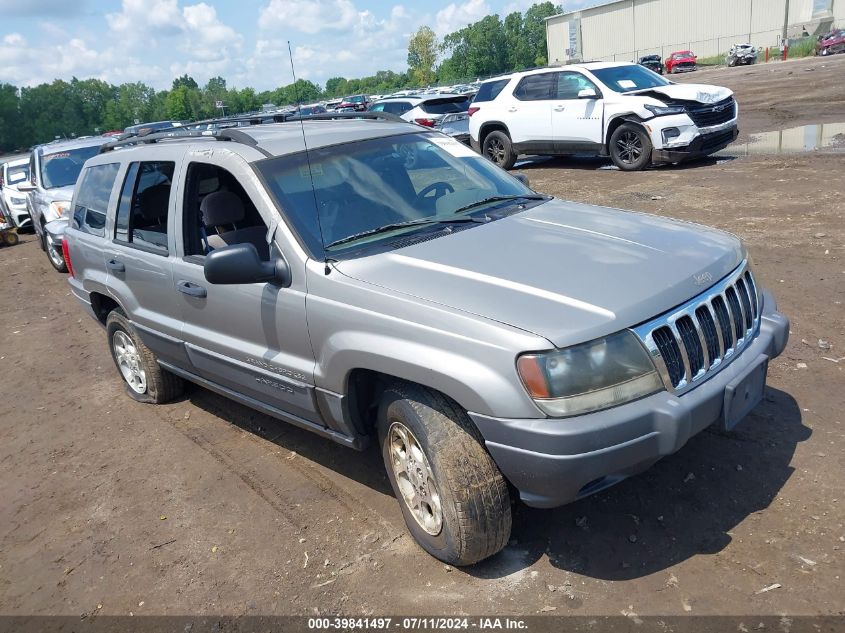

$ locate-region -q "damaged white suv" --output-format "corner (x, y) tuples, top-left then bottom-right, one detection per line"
(469, 62), (738, 171)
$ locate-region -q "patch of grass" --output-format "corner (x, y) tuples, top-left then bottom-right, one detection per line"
(696, 54), (726, 67)
(787, 38), (817, 58)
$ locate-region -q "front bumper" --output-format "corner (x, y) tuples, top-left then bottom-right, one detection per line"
(44, 218), (68, 251)
(652, 125), (738, 163)
(469, 289), (788, 508)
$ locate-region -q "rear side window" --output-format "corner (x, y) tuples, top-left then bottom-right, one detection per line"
(72, 163), (119, 237)
(420, 97), (469, 114)
(474, 79), (510, 103)
(373, 101), (412, 115)
(113, 161), (175, 255)
(513, 73), (556, 101)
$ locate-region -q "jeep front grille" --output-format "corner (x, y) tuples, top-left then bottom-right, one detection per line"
(632, 262), (760, 394)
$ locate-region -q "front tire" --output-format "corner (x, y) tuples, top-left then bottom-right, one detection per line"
(46, 241), (67, 273)
(482, 130), (517, 170)
(106, 309), (184, 404)
(609, 122), (653, 171)
(378, 383), (511, 566)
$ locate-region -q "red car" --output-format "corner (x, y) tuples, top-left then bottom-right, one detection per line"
(816, 29), (845, 56)
(666, 50), (697, 73)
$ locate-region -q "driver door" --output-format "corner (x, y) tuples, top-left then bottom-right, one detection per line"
(170, 156), (320, 423)
(551, 71), (605, 151)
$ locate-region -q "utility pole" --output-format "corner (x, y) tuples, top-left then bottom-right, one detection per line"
(782, 0), (790, 41)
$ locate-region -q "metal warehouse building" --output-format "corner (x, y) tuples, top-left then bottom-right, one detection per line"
(546, 0), (845, 63)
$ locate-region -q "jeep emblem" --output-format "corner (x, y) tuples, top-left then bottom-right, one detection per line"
(693, 271), (714, 286)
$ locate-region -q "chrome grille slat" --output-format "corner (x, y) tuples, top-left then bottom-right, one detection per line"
(632, 262), (761, 395)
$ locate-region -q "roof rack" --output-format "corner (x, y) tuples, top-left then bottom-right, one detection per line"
(99, 111), (407, 155)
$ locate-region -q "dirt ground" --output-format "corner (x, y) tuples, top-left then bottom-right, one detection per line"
(0, 55), (843, 618)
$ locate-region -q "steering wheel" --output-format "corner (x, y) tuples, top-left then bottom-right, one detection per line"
(414, 181), (454, 206)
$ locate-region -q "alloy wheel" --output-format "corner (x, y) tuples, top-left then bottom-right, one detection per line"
(112, 330), (147, 394)
(388, 421), (443, 536)
(485, 138), (506, 165)
(616, 131), (643, 164)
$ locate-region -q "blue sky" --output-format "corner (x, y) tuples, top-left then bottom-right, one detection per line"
(0, 0), (594, 91)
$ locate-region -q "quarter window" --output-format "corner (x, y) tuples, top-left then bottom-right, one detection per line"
(72, 163), (119, 237)
(513, 73), (556, 101)
(113, 161), (175, 254)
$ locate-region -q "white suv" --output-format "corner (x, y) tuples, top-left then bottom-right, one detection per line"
(469, 62), (739, 171)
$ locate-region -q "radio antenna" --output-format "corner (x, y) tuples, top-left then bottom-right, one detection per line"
(287, 40), (332, 275)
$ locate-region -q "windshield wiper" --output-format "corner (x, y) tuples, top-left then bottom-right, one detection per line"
(452, 194), (548, 215)
(325, 215), (488, 249)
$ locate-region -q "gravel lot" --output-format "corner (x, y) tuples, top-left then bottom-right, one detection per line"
(0, 54), (843, 618)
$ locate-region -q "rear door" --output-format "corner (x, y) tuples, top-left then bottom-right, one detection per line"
(105, 155), (186, 365)
(505, 73), (555, 148)
(69, 162), (121, 284)
(550, 71), (605, 151)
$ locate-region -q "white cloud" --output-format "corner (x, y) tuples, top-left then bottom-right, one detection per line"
(247, 2), (420, 88)
(435, 0), (490, 37)
(103, 0), (242, 83)
(258, 0), (359, 34)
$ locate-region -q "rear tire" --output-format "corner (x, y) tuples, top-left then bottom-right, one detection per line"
(378, 382), (511, 566)
(106, 309), (184, 404)
(482, 130), (517, 170)
(609, 122), (653, 171)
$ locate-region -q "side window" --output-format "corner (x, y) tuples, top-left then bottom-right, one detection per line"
(388, 102), (412, 115)
(513, 73), (556, 101)
(556, 72), (600, 100)
(29, 154), (37, 186)
(182, 162), (269, 260)
(369, 103), (385, 112)
(72, 163), (119, 237)
(113, 161), (174, 255)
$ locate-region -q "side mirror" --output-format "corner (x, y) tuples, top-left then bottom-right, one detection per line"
(578, 88), (598, 99)
(513, 173), (530, 188)
(16, 182), (36, 192)
(203, 243), (291, 287)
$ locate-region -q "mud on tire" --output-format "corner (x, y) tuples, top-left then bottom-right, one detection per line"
(378, 382), (511, 565)
(106, 309), (184, 404)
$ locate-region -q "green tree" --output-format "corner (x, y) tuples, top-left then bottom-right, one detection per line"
(0, 84), (22, 152)
(165, 85), (191, 120)
(324, 77), (347, 97)
(523, 2), (561, 66)
(172, 74), (198, 90)
(407, 26), (438, 86)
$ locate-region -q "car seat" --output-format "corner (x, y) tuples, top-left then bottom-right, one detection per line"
(200, 191), (268, 259)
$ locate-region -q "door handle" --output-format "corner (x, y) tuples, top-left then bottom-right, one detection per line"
(176, 280), (207, 298)
(507, 107), (518, 112)
(106, 259), (125, 273)
(554, 106), (565, 111)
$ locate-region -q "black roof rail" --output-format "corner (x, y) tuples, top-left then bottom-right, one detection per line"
(99, 111), (410, 154)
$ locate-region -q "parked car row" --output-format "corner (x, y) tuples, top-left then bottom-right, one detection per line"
(38, 110), (787, 566)
(368, 93), (474, 143)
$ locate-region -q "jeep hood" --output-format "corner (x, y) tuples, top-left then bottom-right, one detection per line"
(631, 83), (732, 104)
(335, 200), (744, 348)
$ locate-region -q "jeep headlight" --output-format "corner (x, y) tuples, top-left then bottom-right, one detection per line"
(644, 103), (686, 117)
(517, 331), (663, 417)
(49, 200), (71, 217)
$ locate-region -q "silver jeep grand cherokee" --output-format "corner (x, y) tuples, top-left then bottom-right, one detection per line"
(64, 115), (789, 566)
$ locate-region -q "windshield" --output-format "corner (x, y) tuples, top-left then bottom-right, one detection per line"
(257, 132), (540, 258)
(591, 64), (670, 93)
(345, 95), (366, 103)
(40, 145), (102, 189)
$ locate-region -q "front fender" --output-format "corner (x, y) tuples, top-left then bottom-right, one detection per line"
(317, 330), (541, 419)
